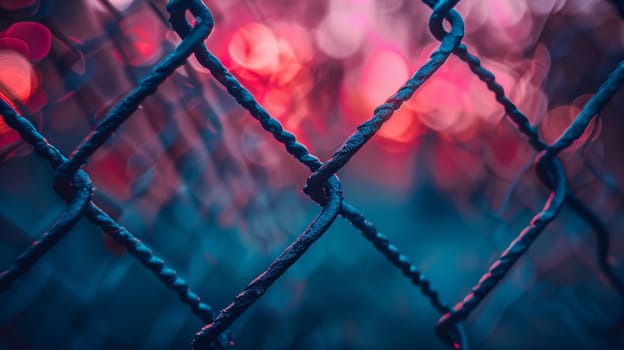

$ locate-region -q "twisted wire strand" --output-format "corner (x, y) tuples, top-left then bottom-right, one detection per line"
(0, 171), (91, 293)
(544, 61), (624, 161)
(0, 0), (622, 349)
(422, 0), (624, 339)
(0, 3), (218, 324)
(192, 178), (343, 350)
(435, 158), (567, 348)
(56, 6), (214, 182)
(0, 100), (215, 324)
(171, 1), (468, 346)
(167, 3), (323, 173)
(565, 191), (624, 336)
(552, 63), (624, 334)
(432, 51), (624, 347)
(86, 204), (215, 323)
(340, 202), (449, 313)
(0, 99), (93, 294)
(304, 1), (464, 201)
(451, 40), (624, 332)
(184, 33), (452, 350)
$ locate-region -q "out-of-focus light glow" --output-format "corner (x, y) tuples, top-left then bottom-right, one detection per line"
(91, 0), (134, 12)
(132, 28), (158, 56)
(541, 96), (599, 154)
(541, 105), (579, 146)
(89, 149), (132, 201)
(228, 22), (311, 78)
(359, 49), (419, 143)
(489, 1), (528, 29)
(315, 11), (366, 59)
(406, 42), (549, 139)
(110, 0), (134, 11)
(430, 139), (483, 191)
(0, 50), (36, 102)
(227, 21), (313, 134)
(408, 48), (458, 131)
(408, 53), (488, 136)
(482, 124), (533, 179)
(119, 10), (163, 67)
(263, 88), (290, 119)
(5, 21), (52, 61)
(315, 0), (374, 58)
(273, 22), (314, 63)
(456, 0), (535, 51)
(124, 27), (161, 66)
(229, 23), (280, 75)
(340, 49), (421, 152)
(0, 24), (46, 155)
(360, 50), (409, 106)
(413, 77), (469, 133)
(0, 38), (30, 58)
(487, 133), (524, 169)
(272, 40), (300, 85)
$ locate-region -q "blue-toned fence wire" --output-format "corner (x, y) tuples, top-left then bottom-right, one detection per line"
(179, 1), (468, 348)
(0, 1), (623, 350)
(0, 81), (215, 327)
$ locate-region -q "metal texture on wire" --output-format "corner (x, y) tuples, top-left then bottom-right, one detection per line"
(1, 0), (623, 349)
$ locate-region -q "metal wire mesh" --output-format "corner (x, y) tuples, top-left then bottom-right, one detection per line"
(1, 0), (624, 349)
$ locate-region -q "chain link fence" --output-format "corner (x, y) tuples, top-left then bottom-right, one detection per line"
(1, 0), (624, 349)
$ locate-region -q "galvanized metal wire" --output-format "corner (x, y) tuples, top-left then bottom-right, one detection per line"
(1, 0), (623, 349)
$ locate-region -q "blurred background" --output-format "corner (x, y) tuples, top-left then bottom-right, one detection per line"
(1, 0), (624, 349)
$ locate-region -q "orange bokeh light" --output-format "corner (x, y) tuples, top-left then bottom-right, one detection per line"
(0, 50), (37, 102)
(405, 42), (550, 140)
(408, 51), (503, 137)
(228, 22), (313, 83)
(354, 49), (421, 148)
(0, 35), (43, 154)
(227, 22), (315, 135)
(360, 50), (409, 106)
(541, 97), (599, 154)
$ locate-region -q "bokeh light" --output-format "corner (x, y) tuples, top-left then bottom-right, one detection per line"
(119, 8), (164, 66)
(2, 1), (624, 349)
(110, 0), (134, 11)
(5, 21), (52, 61)
(0, 50), (36, 102)
(356, 49), (421, 148)
(315, 0), (374, 58)
(229, 23), (281, 75)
